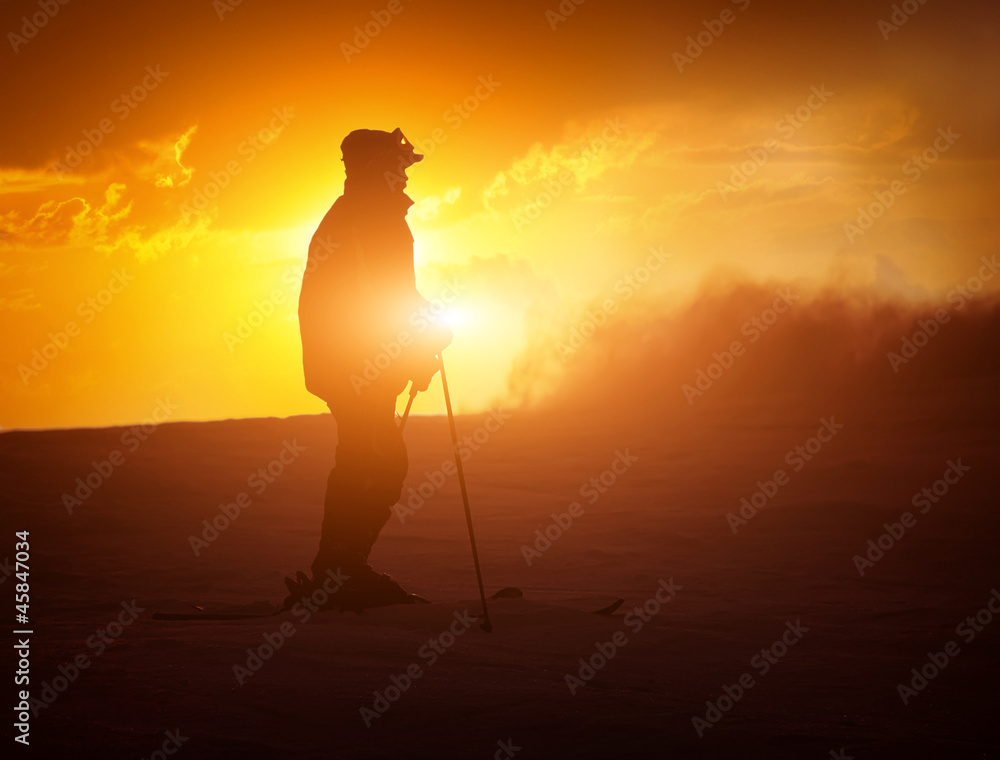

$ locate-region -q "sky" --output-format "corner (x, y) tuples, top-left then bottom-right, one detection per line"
(1, 0), (998, 429)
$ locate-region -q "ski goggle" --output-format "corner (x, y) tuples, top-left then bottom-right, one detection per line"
(390, 127), (423, 167)
(364, 128), (423, 169)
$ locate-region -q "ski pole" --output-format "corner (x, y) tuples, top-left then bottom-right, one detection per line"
(398, 383), (419, 433)
(438, 353), (492, 633)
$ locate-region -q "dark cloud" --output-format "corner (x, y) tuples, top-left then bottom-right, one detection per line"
(513, 276), (1000, 415)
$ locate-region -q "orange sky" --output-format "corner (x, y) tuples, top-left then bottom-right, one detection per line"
(1, 0), (998, 429)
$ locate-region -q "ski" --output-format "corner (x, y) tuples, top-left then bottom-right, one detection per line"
(152, 586), (626, 620)
(152, 610), (280, 621)
(592, 598), (626, 615)
(489, 586), (626, 616)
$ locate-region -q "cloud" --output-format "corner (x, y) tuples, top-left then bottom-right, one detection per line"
(0, 183), (135, 249)
(150, 126), (197, 189)
(480, 115), (653, 215)
(0, 181), (132, 247)
(0, 178), (216, 261)
(0, 195), (89, 245)
(506, 275), (1000, 414)
(0, 288), (41, 312)
(0, 166), (86, 196)
(0, 126), (219, 261)
(410, 186), (462, 221)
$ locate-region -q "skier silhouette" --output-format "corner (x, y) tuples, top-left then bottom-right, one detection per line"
(286, 128), (450, 609)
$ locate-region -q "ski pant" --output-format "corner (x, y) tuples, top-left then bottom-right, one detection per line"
(312, 388), (408, 575)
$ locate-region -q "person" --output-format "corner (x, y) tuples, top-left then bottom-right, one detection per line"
(285, 127), (451, 609)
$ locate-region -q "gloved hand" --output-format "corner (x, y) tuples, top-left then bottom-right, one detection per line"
(410, 354), (440, 393)
(407, 323), (452, 392)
